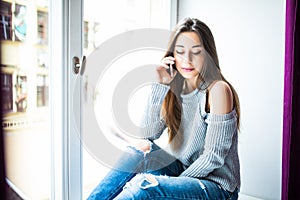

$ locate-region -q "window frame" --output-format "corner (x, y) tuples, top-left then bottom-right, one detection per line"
(49, 0), (83, 199)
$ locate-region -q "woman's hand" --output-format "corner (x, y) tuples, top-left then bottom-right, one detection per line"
(156, 56), (177, 85)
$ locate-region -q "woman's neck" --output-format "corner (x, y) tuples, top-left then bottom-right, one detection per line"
(183, 78), (198, 94)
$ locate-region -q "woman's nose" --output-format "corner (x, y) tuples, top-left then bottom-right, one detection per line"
(182, 52), (192, 63)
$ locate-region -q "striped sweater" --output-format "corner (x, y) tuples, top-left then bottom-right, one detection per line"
(141, 82), (240, 192)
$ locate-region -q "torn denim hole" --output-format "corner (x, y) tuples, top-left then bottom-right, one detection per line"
(123, 180), (132, 190)
(139, 174), (159, 189)
(142, 140), (153, 157)
(129, 140), (153, 157)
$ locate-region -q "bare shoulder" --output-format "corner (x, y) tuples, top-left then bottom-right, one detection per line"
(207, 80), (233, 114)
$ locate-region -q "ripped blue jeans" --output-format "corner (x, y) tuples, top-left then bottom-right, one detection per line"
(87, 141), (239, 200)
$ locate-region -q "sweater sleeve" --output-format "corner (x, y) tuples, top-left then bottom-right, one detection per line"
(179, 110), (238, 177)
(139, 83), (169, 140)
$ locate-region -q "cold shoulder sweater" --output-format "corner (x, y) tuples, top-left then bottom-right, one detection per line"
(140, 83), (240, 192)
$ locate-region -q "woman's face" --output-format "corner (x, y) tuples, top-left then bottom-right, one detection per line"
(174, 31), (204, 81)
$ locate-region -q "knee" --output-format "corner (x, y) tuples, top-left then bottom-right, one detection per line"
(115, 174), (158, 199)
(132, 140), (151, 153)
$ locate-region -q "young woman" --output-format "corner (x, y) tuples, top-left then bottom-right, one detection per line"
(88, 17), (240, 200)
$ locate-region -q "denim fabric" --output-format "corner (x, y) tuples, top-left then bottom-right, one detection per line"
(87, 141), (238, 200)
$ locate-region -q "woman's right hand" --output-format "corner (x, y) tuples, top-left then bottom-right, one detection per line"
(156, 56), (177, 85)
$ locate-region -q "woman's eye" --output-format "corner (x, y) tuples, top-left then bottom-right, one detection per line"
(175, 50), (184, 54)
(192, 51), (201, 55)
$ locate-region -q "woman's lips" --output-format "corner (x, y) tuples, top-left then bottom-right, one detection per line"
(181, 68), (194, 72)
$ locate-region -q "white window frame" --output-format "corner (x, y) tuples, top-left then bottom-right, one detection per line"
(49, 0), (83, 199)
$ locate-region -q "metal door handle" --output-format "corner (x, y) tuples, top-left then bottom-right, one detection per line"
(80, 55), (86, 75)
(72, 56), (86, 75)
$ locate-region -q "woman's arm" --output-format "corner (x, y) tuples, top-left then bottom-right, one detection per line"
(139, 83), (170, 140)
(207, 81), (233, 114)
(138, 57), (176, 140)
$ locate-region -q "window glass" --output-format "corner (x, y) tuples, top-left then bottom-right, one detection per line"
(82, 0), (171, 198)
(1, 0), (50, 199)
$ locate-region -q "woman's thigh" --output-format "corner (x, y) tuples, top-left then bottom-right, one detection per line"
(143, 141), (184, 176)
(121, 140), (183, 175)
(87, 141), (183, 200)
(114, 174), (233, 200)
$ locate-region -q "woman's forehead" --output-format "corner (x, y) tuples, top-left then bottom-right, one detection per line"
(175, 32), (202, 46)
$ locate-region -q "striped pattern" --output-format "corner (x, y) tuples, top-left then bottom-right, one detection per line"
(141, 83), (240, 192)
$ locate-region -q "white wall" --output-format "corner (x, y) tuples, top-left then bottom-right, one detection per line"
(177, 0), (285, 199)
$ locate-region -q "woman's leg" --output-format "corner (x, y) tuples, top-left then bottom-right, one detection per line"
(142, 141), (184, 176)
(86, 146), (143, 200)
(87, 140), (183, 200)
(114, 176), (238, 200)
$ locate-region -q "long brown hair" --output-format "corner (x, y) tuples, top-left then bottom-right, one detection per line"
(162, 18), (240, 147)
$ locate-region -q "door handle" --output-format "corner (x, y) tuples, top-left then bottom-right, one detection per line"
(72, 56), (86, 75)
(80, 55), (86, 75)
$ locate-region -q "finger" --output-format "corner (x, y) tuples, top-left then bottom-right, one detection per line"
(164, 56), (175, 61)
(162, 59), (175, 65)
(157, 63), (169, 70)
(161, 57), (175, 63)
